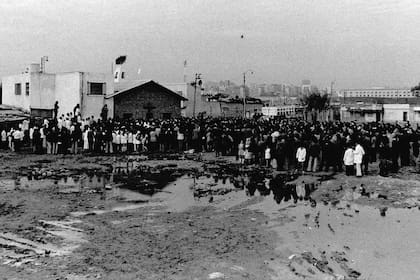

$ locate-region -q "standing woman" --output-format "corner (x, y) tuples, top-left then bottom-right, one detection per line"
(83, 127), (89, 152)
(127, 130), (133, 153)
(116, 130), (122, 153)
(121, 130), (128, 153)
(354, 140), (365, 177)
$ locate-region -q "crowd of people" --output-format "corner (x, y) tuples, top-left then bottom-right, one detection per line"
(1, 103), (420, 178)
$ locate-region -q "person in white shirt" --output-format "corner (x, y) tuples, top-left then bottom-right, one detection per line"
(29, 127), (34, 149)
(116, 131), (122, 153)
(296, 143), (307, 174)
(40, 127), (46, 151)
(65, 118), (72, 130)
(343, 144), (355, 176)
(83, 128), (89, 151)
(1, 130), (7, 149)
(127, 131), (133, 153)
(121, 131), (128, 153)
(354, 141), (365, 177)
(177, 130), (184, 152)
(13, 129), (22, 152)
(265, 146), (271, 167)
(133, 131), (141, 153)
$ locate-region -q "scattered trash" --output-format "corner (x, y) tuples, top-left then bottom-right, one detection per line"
(379, 206), (388, 217)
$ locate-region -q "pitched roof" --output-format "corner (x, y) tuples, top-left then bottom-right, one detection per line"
(0, 104), (30, 123)
(106, 80), (187, 100)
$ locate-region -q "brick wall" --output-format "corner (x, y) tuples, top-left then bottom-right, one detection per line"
(114, 85), (182, 119)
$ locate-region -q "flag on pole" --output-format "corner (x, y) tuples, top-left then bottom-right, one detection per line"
(114, 55), (127, 83)
(115, 55), (127, 65)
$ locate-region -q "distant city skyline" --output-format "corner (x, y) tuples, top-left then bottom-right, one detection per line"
(1, 0), (420, 89)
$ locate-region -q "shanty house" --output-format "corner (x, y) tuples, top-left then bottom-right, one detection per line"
(107, 80), (187, 119)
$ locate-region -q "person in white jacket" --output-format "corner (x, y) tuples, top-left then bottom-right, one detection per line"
(296, 143), (307, 174)
(354, 141), (365, 177)
(343, 144), (355, 176)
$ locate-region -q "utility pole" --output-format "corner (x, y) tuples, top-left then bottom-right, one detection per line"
(242, 70), (254, 118)
(40, 56), (48, 73)
(191, 73), (202, 118)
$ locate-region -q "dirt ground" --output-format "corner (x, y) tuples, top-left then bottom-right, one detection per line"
(0, 151), (419, 280)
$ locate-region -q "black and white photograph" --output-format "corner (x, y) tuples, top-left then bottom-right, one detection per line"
(1, 0), (420, 279)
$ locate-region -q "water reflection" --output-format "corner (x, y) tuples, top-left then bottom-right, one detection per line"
(1, 163), (321, 206)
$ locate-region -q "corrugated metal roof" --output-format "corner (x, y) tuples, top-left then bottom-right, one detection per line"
(0, 104), (30, 123)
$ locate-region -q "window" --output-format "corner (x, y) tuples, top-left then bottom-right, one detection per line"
(25, 82), (29, 95)
(123, 113), (133, 119)
(15, 83), (21, 95)
(88, 82), (106, 95)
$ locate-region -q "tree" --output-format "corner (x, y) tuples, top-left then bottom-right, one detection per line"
(301, 90), (330, 122)
(411, 83), (420, 96)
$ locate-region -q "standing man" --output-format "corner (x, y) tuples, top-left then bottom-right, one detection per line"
(295, 142), (307, 175)
(101, 104), (108, 121)
(354, 140), (365, 177)
(343, 144), (355, 176)
(53, 101), (59, 120)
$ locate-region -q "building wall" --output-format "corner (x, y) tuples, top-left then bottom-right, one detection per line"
(113, 87), (182, 119)
(2, 70), (113, 120)
(220, 102), (262, 118)
(341, 88), (413, 98)
(412, 107), (420, 123)
(55, 72), (81, 118)
(165, 83), (206, 117)
(340, 109), (374, 122)
(82, 72), (114, 119)
(262, 105), (303, 117)
(383, 104), (410, 122)
(164, 83), (190, 117)
(1, 73), (31, 110)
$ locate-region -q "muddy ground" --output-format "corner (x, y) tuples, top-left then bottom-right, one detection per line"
(0, 151), (420, 280)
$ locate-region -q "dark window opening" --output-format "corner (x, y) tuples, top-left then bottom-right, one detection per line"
(15, 83), (21, 95)
(123, 113), (133, 119)
(25, 82), (29, 95)
(88, 82), (106, 95)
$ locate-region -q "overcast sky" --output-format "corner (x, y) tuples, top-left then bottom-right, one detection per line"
(1, 0), (420, 89)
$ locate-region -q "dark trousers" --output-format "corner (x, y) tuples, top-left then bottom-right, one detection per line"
(345, 165), (354, 176)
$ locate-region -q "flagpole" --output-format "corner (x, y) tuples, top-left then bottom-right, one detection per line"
(183, 60), (187, 83)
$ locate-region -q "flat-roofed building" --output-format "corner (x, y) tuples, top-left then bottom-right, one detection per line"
(340, 88), (417, 98)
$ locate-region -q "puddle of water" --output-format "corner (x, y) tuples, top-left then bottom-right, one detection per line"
(68, 172), (317, 216)
(246, 194), (420, 280)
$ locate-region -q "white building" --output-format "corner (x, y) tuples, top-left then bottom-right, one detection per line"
(262, 105), (304, 118)
(340, 88), (416, 98)
(383, 104), (410, 122)
(1, 64), (114, 119)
